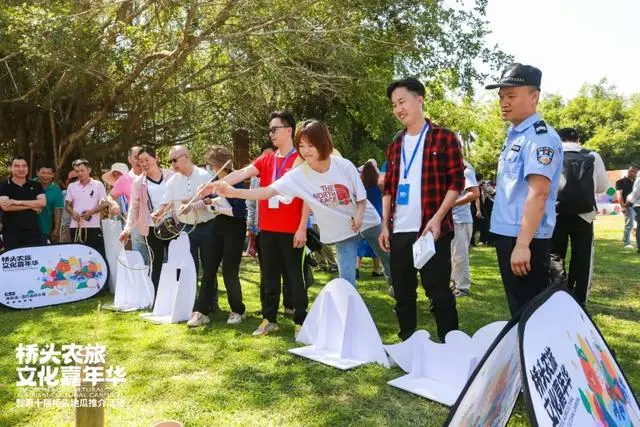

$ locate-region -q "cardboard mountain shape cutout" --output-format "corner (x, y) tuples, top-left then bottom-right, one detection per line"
(140, 233), (197, 324)
(385, 321), (507, 406)
(445, 318), (522, 426)
(103, 249), (154, 312)
(519, 288), (640, 427)
(290, 278), (389, 370)
(101, 218), (123, 293)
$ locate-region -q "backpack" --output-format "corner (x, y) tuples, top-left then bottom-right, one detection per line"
(556, 149), (596, 215)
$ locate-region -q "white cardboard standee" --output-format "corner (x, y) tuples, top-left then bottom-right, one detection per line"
(290, 278), (389, 370)
(102, 249), (154, 312)
(140, 233), (197, 324)
(385, 321), (507, 406)
(101, 218), (123, 293)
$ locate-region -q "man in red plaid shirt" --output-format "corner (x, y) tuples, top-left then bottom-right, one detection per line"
(379, 77), (465, 342)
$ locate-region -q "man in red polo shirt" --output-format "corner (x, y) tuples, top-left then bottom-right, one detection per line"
(379, 77), (464, 342)
(200, 111), (310, 336)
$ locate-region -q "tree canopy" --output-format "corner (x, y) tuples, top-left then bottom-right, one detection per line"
(0, 0), (506, 178)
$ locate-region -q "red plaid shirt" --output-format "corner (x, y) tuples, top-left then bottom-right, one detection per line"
(383, 119), (464, 236)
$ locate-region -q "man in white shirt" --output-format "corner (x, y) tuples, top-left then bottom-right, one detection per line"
(451, 161), (480, 297)
(161, 146), (217, 326)
(550, 128), (608, 307)
(128, 146), (143, 177)
(626, 165), (640, 253)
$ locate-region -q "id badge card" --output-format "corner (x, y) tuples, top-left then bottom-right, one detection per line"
(268, 196), (280, 209)
(397, 183), (410, 205)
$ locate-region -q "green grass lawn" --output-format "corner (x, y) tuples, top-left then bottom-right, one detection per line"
(1, 216), (638, 426)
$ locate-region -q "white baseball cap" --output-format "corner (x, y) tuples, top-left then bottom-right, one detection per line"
(102, 163), (130, 185)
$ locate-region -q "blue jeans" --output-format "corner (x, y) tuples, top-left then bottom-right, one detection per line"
(623, 207), (636, 246)
(131, 228), (150, 265)
(360, 224), (392, 285)
(335, 224), (392, 287)
(335, 234), (360, 286)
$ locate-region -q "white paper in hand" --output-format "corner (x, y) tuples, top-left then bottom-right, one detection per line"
(413, 232), (435, 269)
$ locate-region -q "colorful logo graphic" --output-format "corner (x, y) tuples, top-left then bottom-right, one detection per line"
(313, 184), (352, 207)
(456, 348), (520, 426)
(39, 257), (104, 296)
(574, 333), (640, 426)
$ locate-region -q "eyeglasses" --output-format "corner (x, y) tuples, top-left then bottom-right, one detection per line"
(169, 154), (186, 163)
(268, 126), (291, 135)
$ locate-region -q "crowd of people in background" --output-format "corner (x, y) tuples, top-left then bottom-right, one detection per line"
(2, 63), (639, 343)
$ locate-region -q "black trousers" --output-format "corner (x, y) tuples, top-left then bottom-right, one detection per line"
(70, 227), (106, 258)
(195, 215), (246, 315)
(3, 230), (44, 251)
(146, 227), (171, 293)
(184, 220), (217, 310)
(390, 231), (458, 342)
(259, 230), (307, 325)
(550, 214), (594, 306)
(256, 232), (294, 311)
(635, 207), (640, 250)
(495, 235), (551, 316)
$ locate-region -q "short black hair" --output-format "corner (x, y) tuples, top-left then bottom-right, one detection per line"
(260, 140), (276, 153)
(137, 145), (157, 158)
(72, 159), (90, 168)
(557, 127), (580, 142)
(38, 163), (56, 172)
(269, 110), (296, 131)
(129, 145), (142, 156)
(10, 155), (28, 166)
(386, 77), (426, 99)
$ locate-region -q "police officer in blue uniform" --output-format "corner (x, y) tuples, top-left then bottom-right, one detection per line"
(486, 63), (563, 316)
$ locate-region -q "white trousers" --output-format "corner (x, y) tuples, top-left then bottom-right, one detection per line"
(451, 222), (473, 290)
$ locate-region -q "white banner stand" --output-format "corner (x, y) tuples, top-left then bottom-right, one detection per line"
(290, 278), (389, 370)
(140, 233), (197, 324)
(385, 321), (507, 406)
(101, 218), (123, 294)
(519, 289), (640, 426)
(102, 249), (154, 312)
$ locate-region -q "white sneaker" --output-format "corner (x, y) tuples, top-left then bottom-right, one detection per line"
(187, 312), (210, 327)
(227, 312), (246, 325)
(624, 244), (634, 249)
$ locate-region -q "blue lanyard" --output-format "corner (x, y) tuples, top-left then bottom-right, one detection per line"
(402, 123), (429, 179)
(273, 148), (296, 180)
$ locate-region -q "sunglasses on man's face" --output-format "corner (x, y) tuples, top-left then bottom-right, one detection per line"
(269, 126), (290, 135)
(169, 154), (186, 163)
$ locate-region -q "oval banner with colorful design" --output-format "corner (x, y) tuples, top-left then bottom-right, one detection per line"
(519, 289), (640, 426)
(0, 244), (107, 309)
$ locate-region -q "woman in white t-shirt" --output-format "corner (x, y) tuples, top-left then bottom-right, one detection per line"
(119, 146), (174, 291)
(200, 120), (391, 287)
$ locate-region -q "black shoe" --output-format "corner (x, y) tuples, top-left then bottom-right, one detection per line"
(355, 269), (360, 280)
(454, 289), (469, 297)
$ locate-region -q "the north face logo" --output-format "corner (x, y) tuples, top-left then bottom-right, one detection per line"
(313, 184), (351, 207)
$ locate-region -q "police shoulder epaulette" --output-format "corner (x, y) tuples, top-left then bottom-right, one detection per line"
(533, 120), (548, 135)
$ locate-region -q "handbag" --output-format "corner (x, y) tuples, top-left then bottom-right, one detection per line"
(306, 227), (323, 252)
